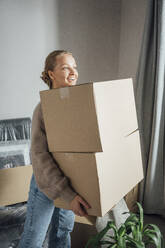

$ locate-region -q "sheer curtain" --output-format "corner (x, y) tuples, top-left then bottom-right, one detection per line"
(135, 0), (165, 215)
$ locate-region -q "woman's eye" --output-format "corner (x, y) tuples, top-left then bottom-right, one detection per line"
(62, 66), (78, 71)
(62, 66), (70, 70)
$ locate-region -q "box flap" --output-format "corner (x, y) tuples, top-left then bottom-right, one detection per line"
(93, 78), (138, 151)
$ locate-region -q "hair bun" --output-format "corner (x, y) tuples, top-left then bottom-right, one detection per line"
(40, 71), (51, 88)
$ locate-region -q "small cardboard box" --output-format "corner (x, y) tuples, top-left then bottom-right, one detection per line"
(0, 165), (32, 206)
(40, 79), (144, 217)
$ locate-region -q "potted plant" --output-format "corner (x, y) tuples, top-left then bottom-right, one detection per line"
(85, 202), (164, 248)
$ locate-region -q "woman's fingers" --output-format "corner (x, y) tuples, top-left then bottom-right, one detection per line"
(78, 196), (91, 210)
(74, 200), (87, 216)
(77, 207), (86, 217)
(70, 195), (91, 216)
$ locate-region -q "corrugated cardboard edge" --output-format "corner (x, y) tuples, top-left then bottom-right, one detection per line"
(75, 216), (96, 225)
(124, 184), (139, 213)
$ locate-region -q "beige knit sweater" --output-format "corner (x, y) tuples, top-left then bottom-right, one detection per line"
(30, 102), (77, 203)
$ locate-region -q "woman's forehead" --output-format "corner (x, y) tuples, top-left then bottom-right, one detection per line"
(56, 54), (76, 65)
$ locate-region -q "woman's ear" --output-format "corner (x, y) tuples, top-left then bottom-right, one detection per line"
(48, 70), (55, 81)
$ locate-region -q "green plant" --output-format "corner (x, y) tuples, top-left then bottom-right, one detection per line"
(85, 202), (164, 248)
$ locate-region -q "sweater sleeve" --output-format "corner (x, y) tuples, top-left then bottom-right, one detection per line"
(30, 103), (77, 203)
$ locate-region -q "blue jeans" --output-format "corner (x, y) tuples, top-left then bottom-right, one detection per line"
(18, 174), (75, 248)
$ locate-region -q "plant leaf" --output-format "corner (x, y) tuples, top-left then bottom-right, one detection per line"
(108, 244), (117, 248)
(144, 233), (160, 245)
(85, 221), (115, 248)
(118, 236), (126, 248)
(118, 224), (126, 237)
(126, 235), (145, 248)
(107, 221), (118, 239)
(130, 224), (137, 240)
(143, 223), (162, 248)
(125, 212), (139, 224)
(147, 224), (162, 237)
(136, 202), (144, 232)
(107, 235), (115, 240)
(99, 240), (115, 245)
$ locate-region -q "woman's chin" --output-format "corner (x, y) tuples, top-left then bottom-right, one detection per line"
(67, 81), (76, 86)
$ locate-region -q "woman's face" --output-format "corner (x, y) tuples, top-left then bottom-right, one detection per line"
(48, 54), (78, 89)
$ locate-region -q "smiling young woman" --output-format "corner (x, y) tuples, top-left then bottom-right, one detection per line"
(18, 50), (90, 248)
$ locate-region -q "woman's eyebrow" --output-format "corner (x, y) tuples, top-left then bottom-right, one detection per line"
(61, 63), (77, 67)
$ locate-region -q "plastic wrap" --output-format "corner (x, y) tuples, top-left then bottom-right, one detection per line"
(0, 118), (31, 142)
(0, 116), (31, 170)
(0, 202), (48, 247)
(0, 140), (31, 169)
(0, 203), (26, 247)
(0, 118), (32, 247)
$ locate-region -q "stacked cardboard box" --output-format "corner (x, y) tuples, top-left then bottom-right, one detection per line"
(40, 78), (144, 217)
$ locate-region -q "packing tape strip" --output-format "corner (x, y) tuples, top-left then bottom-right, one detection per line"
(59, 87), (70, 99)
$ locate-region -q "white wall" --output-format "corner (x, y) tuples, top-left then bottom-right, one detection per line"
(0, 0), (147, 120)
(0, 0), (59, 119)
(0, 0), (121, 120)
(118, 0), (147, 80)
(57, 0), (121, 83)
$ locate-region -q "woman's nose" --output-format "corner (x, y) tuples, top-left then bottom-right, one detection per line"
(69, 68), (75, 74)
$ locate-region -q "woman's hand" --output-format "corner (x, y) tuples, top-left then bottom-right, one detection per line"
(70, 195), (91, 216)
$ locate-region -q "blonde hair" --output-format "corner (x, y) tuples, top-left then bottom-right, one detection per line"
(41, 50), (72, 89)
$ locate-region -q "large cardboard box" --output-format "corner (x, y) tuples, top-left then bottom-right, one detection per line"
(40, 79), (144, 217)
